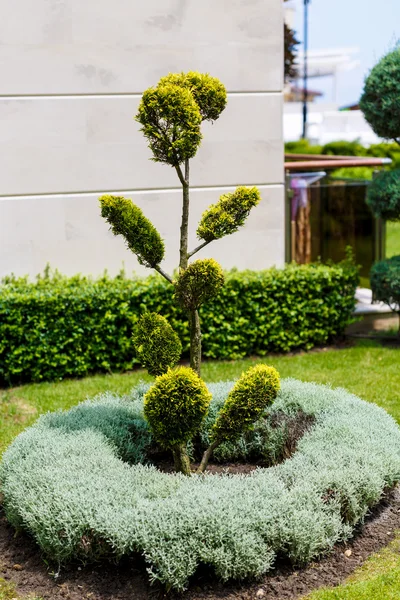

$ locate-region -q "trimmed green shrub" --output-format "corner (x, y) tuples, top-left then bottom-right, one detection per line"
(99, 195), (164, 268)
(212, 365), (280, 444)
(157, 72), (227, 122)
(366, 170), (400, 221)
(135, 83), (202, 165)
(360, 47), (400, 141)
(0, 260), (359, 385)
(285, 140), (323, 155)
(144, 367), (211, 473)
(174, 258), (225, 310)
(370, 255), (400, 315)
(321, 140), (365, 157)
(144, 367), (211, 448)
(2, 380), (400, 590)
(133, 313), (181, 376)
(197, 186), (261, 242)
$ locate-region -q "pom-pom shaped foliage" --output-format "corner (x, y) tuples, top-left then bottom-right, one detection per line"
(158, 71), (227, 122)
(366, 170), (400, 221)
(360, 48), (400, 141)
(212, 365), (280, 444)
(133, 313), (182, 376)
(371, 255), (400, 313)
(135, 84), (202, 166)
(143, 366), (211, 449)
(174, 258), (225, 310)
(99, 195), (164, 268)
(197, 186), (261, 242)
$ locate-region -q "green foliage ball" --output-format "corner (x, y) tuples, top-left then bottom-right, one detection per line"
(135, 83), (202, 166)
(197, 186), (261, 242)
(174, 258), (225, 310)
(133, 313), (182, 376)
(370, 255), (400, 312)
(212, 364), (280, 443)
(360, 48), (400, 141)
(366, 170), (400, 221)
(99, 195), (165, 268)
(143, 366), (211, 448)
(158, 71), (227, 122)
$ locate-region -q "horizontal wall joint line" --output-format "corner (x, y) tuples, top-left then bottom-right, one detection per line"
(0, 183), (284, 201)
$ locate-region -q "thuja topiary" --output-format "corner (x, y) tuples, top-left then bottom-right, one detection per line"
(360, 49), (400, 330)
(370, 256), (400, 335)
(133, 313), (182, 376)
(100, 71), (270, 473)
(197, 365), (281, 473)
(366, 170), (400, 222)
(144, 367), (211, 474)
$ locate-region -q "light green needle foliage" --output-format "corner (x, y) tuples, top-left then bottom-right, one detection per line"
(99, 195), (164, 268)
(2, 380), (400, 590)
(212, 365), (280, 443)
(135, 84), (202, 166)
(370, 255), (400, 312)
(158, 71), (227, 122)
(197, 186), (261, 242)
(174, 258), (225, 310)
(366, 170), (400, 221)
(143, 367), (211, 448)
(133, 313), (182, 376)
(360, 47), (400, 141)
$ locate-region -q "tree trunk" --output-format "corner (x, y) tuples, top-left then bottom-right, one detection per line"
(179, 159), (190, 272)
(197, 440), (219, 474)
(172, 443), (191, 475)
(189, 309), (202, 376)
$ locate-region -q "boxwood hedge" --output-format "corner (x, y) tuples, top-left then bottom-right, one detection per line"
(0, 259), (358, 385)
(1, 379), (400, 591)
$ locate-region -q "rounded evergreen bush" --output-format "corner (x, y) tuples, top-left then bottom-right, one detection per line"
(370, 255), (400, 312)
(360, 47), (400, 141)
(2, 380), (400, 591)
(366, 170), (400, 221)
(133, 313), (182, 376)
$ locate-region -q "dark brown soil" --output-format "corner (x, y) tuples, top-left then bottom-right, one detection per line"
(1, 487), (400, 600)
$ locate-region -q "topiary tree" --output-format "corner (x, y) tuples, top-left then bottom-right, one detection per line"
(100, 71), (261, 376)
(99, 72), (273, 474)
(370, 257), (400, 336)
(360, 49), (400, 328)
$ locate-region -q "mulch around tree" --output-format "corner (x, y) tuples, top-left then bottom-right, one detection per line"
(1, 486), (400, 600)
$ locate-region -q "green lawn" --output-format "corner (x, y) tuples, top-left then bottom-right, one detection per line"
(1, 339), (400, 456)
(1, 339), (400, 598)
(387, 221), (400, 258)
(302, 534), (400, 600)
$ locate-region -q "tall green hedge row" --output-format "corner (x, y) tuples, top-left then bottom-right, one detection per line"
(0, 261), (358, 385)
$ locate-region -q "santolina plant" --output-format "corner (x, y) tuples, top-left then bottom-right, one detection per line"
(2, 380), (400, 590)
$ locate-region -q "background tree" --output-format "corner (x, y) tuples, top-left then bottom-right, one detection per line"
(284, 0), (299, 82)
(100, 71), (261, 377)
(360, 48), (400, 331)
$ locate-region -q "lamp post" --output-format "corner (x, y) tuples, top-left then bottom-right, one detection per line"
(302, 0), (310, 139)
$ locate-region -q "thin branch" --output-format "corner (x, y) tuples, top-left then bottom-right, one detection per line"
(187, 240), (212, 259)
(153, 265), (174, 284)
(175, 164), (186, 187)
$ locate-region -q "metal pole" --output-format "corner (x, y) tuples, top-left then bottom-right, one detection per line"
(302, 0), (310, 139)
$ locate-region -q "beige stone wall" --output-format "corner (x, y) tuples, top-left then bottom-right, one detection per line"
(0, 0), (284, 278)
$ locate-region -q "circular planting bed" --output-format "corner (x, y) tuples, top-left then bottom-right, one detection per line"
(1, 379), (400, 592)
